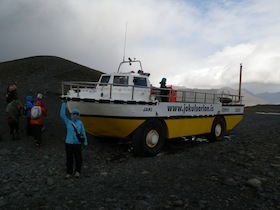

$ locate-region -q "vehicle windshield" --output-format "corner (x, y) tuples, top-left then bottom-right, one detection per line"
(99, 76), (110, 86)
(133, 77), (147, 87)
(113, 76), (128, 85)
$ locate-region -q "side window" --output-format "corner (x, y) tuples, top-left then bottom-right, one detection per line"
(99, 76), (110, 86)
(133, 77), (147, 87)
(113, 76), (128, 86)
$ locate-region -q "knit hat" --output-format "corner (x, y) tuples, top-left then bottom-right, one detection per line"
(37, 93), (43, 99)
(72, 109), (80, 116)
(160, 78), (166, 84)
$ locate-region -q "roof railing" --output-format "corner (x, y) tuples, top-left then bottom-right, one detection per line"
(61, 81), (243, 105)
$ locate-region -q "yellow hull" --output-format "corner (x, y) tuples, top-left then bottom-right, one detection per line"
(80, 114), (243, 139)
(165, 114), (243, 138)
(224, 115), (243, 130)
(80, 116), (145, 138)
(165, 117), (214, 139)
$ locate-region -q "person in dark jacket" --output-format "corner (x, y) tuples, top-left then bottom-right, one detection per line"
(60, 101), (88, 179)
(25, 96), (34, 136)
(6, 96), (23, 140)
(6, 83), (17, 104)
(159, 78), (169, 102)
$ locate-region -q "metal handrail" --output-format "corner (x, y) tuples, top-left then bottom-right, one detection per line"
(61, 81), (243, 105)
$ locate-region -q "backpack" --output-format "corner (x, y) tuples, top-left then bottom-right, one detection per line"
(30, 106), (42, 119)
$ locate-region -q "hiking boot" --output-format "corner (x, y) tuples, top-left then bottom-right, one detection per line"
(74, 171), (80, 178)
(65, 174), (71, 179)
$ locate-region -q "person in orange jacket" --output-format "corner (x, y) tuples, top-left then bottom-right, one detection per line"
(30, 94), (47, 147)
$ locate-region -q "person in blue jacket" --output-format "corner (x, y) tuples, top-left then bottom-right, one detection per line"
(25, 96), (34, 136)
(60, 101), (88, 179)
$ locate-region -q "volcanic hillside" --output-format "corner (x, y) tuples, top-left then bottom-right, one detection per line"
(0, 56), (103, 98)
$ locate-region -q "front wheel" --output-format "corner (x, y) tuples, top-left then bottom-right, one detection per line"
(132, 120), (166, 156)
(207, 117), (226, 142)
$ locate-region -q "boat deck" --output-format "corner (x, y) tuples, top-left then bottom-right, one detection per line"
(61, 81), (243, 105)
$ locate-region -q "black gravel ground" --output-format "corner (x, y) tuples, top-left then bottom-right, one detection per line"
(0, 95), (279, 209)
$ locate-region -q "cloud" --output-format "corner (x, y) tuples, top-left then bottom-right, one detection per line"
(0, 0), (280, 93)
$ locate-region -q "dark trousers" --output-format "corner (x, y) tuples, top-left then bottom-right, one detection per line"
(65, 143), (82, 174)
(26, 117), (33, 136)
(8, 121), (19, 134)
(160, 90), (169, 102)
(33, 124), (42, 145)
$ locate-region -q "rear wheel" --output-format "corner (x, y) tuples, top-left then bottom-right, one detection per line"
(207, 117), (226, 142)
(132, 120), (166, 156)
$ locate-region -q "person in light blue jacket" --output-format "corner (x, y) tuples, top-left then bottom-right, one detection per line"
(60, 102), (88, 179)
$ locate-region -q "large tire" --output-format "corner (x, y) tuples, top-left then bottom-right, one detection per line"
(207, 117), (226, 142)
(132, 120), (166, 156)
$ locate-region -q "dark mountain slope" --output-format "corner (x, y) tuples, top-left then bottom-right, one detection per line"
(0, 56), (103, 97)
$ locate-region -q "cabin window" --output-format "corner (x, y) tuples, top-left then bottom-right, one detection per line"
(99, 76), (110, 86)
(133, 77), (147, 87)
(113, 76), (128, 86)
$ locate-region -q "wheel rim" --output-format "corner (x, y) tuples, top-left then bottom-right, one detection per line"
(215, 124), (222, 137)
(146, 130), (159, 148)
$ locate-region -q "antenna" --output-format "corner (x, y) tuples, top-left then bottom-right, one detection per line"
(238, 63), (242, 102)
(122, 22), (128, 62)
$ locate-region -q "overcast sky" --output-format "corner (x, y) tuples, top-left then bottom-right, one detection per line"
(1, 0), (279, 93)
